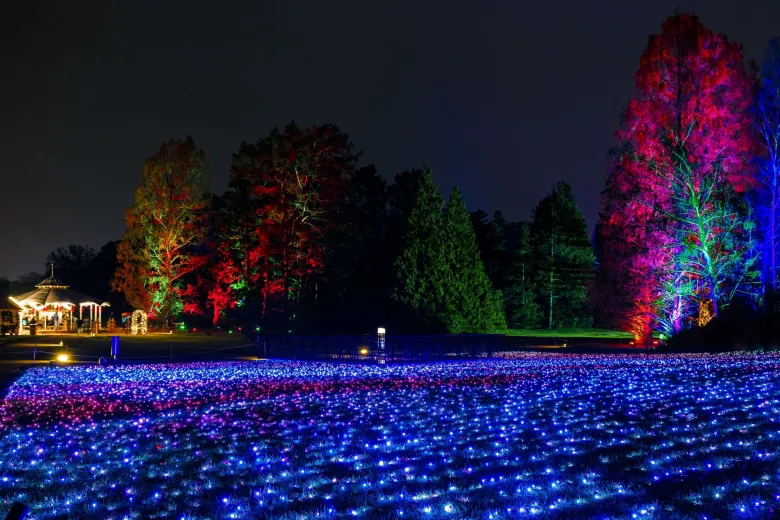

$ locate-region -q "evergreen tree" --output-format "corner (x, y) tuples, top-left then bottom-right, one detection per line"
(470, 209), (511, 290)
(487, 210), (511, 289)
(392, 165), (448, 331)
(442, 188), (507, 333)
(504, 221), (543, 328)
(530, 182), (594, 328)
(470, 209), (491, 263)
(323, 165), (390, 332)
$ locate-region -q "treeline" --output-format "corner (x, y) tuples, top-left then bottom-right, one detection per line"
(111, 126), (594, 334)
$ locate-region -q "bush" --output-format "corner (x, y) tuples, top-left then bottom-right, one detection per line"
(661, 306), (780, 352)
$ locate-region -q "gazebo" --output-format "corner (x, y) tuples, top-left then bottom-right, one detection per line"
(8, 267), (110, 334)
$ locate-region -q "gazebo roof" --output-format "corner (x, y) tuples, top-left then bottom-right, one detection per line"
(10, 287), (109, 309)
(36, 275), (67, 289)
(8, 268), (109, 309)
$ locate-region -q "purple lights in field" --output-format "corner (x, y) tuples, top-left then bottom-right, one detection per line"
(0, 354), (778, 518)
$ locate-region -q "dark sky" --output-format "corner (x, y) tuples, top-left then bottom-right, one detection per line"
(2, 0), (778, 279)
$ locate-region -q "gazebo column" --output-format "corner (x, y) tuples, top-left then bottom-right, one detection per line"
(79, 304), (83, 321)
(98, 306), (102, 332)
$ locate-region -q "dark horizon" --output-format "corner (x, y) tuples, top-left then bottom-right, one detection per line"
(2, 0), (778, 279)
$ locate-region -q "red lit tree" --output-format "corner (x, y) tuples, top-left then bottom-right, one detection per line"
(597, 14), (758, 340)
(205, 123), (358, 331)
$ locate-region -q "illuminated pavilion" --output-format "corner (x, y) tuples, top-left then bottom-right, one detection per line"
(8, 267), (110, 334)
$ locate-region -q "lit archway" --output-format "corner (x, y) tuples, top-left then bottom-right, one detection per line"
(130, 310), (148, 335)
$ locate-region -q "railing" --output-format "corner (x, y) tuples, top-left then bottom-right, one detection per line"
(258, 334), (504, 363)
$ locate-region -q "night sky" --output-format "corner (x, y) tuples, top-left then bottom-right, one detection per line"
(2, 0), (779, 279)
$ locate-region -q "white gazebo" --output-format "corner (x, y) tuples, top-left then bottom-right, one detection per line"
(8, 267), (110, 334)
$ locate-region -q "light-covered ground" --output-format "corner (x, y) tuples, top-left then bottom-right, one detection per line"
(0, 354), (779, 519)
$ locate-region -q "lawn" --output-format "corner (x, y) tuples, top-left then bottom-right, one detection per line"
(0, 332), (255, 363)
(507, 327), (635, 339)
(1, 354), (779, 519)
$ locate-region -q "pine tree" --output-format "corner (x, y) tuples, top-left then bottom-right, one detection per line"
(442, 187), (507, 333)
(487, 210), (511, 289)
(470, 209), (491, 263)
(323, 165), (390, 332)
(504, 221), (543, 328)
(392, 165), (448, 331)
(530, 182), (594, 328)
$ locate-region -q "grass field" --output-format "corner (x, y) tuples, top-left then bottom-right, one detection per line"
(0, 331), (255, 363)
(1, 354), (778, 519)
(507, 327), (635, 339)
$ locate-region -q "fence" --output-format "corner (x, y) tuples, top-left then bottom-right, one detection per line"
(257, 334), (504, 363)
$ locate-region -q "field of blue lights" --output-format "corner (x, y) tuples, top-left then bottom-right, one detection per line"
(0, 354), (779, 519)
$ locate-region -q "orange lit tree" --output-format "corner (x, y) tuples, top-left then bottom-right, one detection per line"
(114, 137), (209, 325)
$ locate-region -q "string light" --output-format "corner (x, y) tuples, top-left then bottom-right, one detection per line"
(130, 310), (147, 335)
(0, 353), (778, 519)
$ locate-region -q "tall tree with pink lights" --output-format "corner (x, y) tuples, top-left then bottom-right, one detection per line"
(597, 13), (760, 341)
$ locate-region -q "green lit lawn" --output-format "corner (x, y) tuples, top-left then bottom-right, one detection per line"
(507, 327), (634, 339)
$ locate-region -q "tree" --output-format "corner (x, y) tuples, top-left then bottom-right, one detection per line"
(530, 182), (594, 328)
(113, 222), (151, 312)
(45, 245), (97, 288)
(387, 169), (424, 258)
(194, 178), (265, 328)
(47, 242), (121, 309)
(601, 14), (758, 339)
(504, 221), (543, 328)
(486, 211), (511, 289)
(322, 165), (390, 332)
(114, 137), (209, 324)
(217, 123), (358, 332)
(470, 209), (511, 291)
(470, 209), (491, 262)
(442, 187), (506, 333)
(756, 38), (780, 310)
(392, 165), (448, 331)
(89, 241), (122, 309)
(10, 272), (44, 294)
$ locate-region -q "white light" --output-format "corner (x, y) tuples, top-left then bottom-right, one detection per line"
(377, 327), (385, 334)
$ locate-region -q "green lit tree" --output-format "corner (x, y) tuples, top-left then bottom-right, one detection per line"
(530, 182), (595, 328)
(392, 165), (448, 331)
(442, 187), (507, 333)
